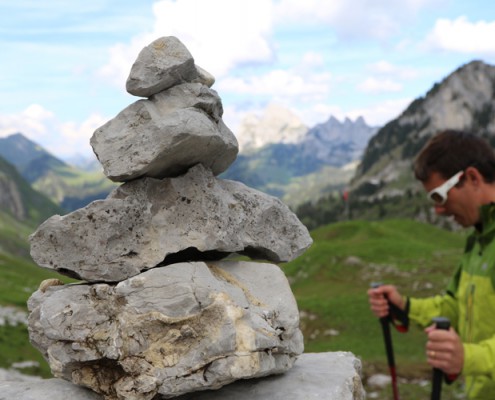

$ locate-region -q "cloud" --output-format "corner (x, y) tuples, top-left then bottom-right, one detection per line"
(272, 0), (444, 40)
(356, 61), (418, 94)
(297, 103), (347, 127)
(357, 77), (403, 93)
(0, 105), (55, 140)
(218, 68), (331, 103)
(57, 113), (108, 157)
(97, 0), (275, 87)
(425, 16), (495, 54)
(347, 97), (413, 126)
(0, 105), (106, 158)
(367, 61), (418, 79)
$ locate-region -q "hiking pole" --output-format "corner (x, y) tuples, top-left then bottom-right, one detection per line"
(430, 317), (451, 400)
(371, 282), (400, 400)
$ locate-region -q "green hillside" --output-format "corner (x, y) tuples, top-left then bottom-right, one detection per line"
(282, 218), (467, 399)
(1, 217), (469, 397)
(31, 161), (117, 211)
(0, 133), (116, 212)
(0, 209), (75, 377)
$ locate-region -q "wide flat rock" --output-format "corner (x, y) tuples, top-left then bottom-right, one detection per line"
(30, 164), (312, 282)
(0, 353), (365, 400)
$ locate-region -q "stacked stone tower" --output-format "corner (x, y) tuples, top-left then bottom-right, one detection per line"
(27, 37), (313, 400)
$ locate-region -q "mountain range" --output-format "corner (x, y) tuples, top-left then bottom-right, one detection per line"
(296, 59), (495, 229)
(2, 58), (494, 228)
(353, 60), (495, 201)
(221, 110), (378, 204)
(0, 108), (377, 213)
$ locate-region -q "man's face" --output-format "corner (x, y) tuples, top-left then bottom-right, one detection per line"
(422, 171), (480, 228)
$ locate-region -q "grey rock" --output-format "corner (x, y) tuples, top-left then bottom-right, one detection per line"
(28, 261), (303, 399)
(29, 164), (312, 282)
(126, 36), (198, 97)
(0, 379), (101, 400)
(193, 65), (215, 88)
(91, 83), (238, 182)
(0, 368), (43, 383)
(177, 352), (365, 400)
(0, 353), (365, 400)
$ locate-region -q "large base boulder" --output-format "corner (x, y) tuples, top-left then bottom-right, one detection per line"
(28, 261), (303, 399)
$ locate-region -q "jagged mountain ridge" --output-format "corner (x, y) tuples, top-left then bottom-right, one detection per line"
(236, 103), (309, 151)
(293, 59), (495, 230)
(300, 115), (378, 166)
(223, 112), (378, 202)
(350, 60), (495, 200)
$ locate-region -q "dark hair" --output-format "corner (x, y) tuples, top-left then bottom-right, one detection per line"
(413, 129), (495, 183)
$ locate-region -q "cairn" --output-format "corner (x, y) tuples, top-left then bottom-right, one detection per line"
(27, 36), (312, 400)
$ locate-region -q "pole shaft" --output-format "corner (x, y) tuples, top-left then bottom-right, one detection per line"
(430, 317), (451, 400)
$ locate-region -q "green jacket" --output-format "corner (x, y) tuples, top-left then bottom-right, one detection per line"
(409, 204), (495, 399)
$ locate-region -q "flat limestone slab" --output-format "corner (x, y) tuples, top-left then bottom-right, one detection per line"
(0, 378), (102, 400)
(0, 353), (365, 400)
(177, 352), (365, 400)
(30, 164), (312, 282)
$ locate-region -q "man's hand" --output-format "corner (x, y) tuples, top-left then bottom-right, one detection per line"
(367, 285), (405, 318)
(425, 326), (464, 375)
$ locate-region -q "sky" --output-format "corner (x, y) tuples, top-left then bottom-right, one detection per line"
(1, 0), (495, 160)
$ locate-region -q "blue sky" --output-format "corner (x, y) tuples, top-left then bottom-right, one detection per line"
(1, 0), (495, 159)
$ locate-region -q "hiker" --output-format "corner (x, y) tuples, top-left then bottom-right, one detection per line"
(368, 129), (495, 399)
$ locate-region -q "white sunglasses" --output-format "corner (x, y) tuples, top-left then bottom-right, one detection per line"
(427, 171), (464, 205)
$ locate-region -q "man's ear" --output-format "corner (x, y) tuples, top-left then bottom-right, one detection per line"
(464, 166), (483, 186)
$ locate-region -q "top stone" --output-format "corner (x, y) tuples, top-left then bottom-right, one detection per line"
(126, 36), (200, 97)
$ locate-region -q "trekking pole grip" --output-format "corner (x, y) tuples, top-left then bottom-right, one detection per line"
(430, 317), (451, 400)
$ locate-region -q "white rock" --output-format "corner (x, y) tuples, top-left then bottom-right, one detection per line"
(366, 373), (392, 388)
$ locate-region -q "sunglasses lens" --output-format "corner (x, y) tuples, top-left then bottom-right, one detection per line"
(430, 192), (444, 204)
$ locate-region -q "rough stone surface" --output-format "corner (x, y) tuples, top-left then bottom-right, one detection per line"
(0, 378), (102, 400)
(192, 65), (215, 87)
(29, 164), (312, 282)
(27, 261), (303, 399)
(126, 36), (198, 97)
(176, 352), (365, 400)
(91, 83), (238, 182)
(0, 353), (365, 400)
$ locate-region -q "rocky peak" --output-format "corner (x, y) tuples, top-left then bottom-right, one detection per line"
(236, 103), (308, 152)
(353, 59), (495, 198)
(300, 115), (378, 166)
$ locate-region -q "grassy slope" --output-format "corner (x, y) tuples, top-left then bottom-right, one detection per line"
(32, 162), (117, 209)
(282, 218), (467, 399)
(0, 210), (74, 377)
(0, 216), (470, 397)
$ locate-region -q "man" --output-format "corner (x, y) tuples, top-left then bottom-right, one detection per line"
(368, 129), (495, 399)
